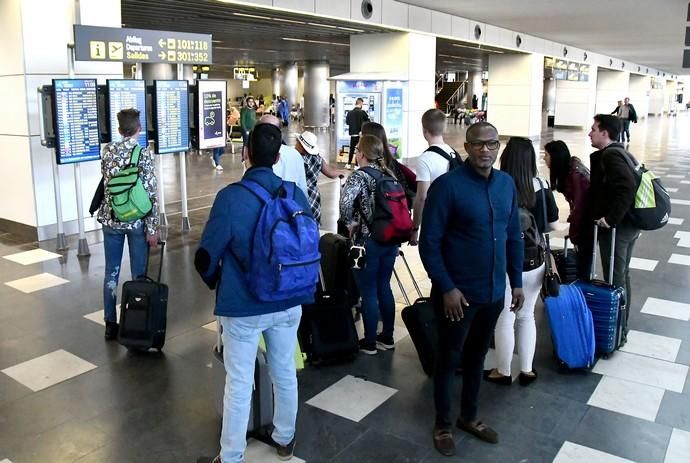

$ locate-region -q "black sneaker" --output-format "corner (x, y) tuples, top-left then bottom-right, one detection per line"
(376, 334), (395, 351)
(273, 437), (296, 461)
(359, 339), (378, 355)
(105, 321), (119, 341)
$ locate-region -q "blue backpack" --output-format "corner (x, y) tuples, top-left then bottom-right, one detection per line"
(239, 180), (320, 302)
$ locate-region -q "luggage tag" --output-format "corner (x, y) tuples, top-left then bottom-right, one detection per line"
(348, 245), (367, 270)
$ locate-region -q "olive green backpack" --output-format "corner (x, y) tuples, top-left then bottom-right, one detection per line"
(107, 145), (153, 222)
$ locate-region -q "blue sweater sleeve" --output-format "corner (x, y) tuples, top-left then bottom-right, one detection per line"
(506, 184), (524, 290)
(419, 179), (456, 294)
(195, 188), (234, 286)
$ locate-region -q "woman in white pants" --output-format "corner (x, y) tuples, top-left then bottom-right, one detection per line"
(486, 137), (559, 386)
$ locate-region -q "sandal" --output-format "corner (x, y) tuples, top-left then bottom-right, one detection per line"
(456, 418), (499, 444)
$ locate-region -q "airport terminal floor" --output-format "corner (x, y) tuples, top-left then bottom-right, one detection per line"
(1, 115), (690, 463)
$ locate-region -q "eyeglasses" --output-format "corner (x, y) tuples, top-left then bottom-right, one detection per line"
(467, 140), (501, 150)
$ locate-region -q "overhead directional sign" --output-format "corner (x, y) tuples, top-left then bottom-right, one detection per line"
(74, 25), (212, 64)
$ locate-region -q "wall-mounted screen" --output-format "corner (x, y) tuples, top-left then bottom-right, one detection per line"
(52, 79), (101, 164)
(107, 79), (147, 146)
(154, 80), (189, 154)
(197, 80), (227, 150)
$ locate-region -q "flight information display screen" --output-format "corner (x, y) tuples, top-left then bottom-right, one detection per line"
(154, 80), (189, 154)
(197, 80), (227, 150)
(107, 79), (147, 146)
(53, 79), (101, 164)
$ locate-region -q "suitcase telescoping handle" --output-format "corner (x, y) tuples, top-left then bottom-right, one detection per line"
(143, 239), (166, 283)
(590, 224), (616, 285)
(563, 236), (570, 258)
(392, 249), (423, 306)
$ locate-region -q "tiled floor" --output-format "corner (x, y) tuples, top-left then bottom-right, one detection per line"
(1, 115), (689, 462)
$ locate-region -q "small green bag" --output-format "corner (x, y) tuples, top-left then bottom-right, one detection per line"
(107, 145), (153, 223)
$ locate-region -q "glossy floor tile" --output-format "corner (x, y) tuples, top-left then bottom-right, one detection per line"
(619, 330), (682, 362)
(587, 375), (665, 421)
(670, 199), (690, 206)
(306, 375), (398, 422)
(2, 249), (61, 265)
(553, 441), (634, 463)
(245, 438), (306, 463)
(83, 306), (121, 326)
(668, 218), (685, 225)
(1, 349), (97, 392)
(4, 272), (69, 293)
(664, 428), (690, 463)
(641, 297), (690, 321)
(592, 351), (688, 393)
(629, 257), (659, 271)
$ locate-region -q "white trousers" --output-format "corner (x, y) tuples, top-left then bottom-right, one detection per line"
(494, 264), (545, 376)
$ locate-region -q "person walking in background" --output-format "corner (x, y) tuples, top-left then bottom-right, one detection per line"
(211, 145), (225, 171)
(195, 123), (316, 463)
(345, 98), (369, 169)
(296, 130), (343, 223)
(619, 98), (638, 143)
(240, 96), (257, 147)
(589, 114), (639, 344)
(485, 137), (559, 387)
(420, 122), (524, 457)
(339, 135), (400, 355)
(361, 121), (416, 209)
(97, 109), (159, 340)
(544, 140), (593, 279)
(278, 96), (290, 127)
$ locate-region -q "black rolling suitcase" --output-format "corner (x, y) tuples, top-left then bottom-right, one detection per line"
(318, 232), (359, 307)
(395, 250), (437, 377)
(553, 236), (579, 283)
(118, 241), (168, 351)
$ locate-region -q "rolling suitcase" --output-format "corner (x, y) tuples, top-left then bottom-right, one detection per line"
(575, 226), (626, 358)
(544, 285), (596, 370)
(118, 241), (168, 351)
(396, 250), (437, 377)
(553, 236), (579, 284)
(299, 266), (359, 364)
(318, 232), (359, 308)
(213, 320), (273, 433)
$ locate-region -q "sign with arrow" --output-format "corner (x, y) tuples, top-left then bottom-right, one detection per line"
(74, 25), (212, 64)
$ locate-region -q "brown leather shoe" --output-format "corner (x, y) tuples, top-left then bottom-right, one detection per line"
(456, 418), (499, 444)
(432, 428), (456, 456)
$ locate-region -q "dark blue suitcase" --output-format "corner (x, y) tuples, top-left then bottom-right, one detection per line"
(544, 285), (596, 369)
(575, 226), (626, 358)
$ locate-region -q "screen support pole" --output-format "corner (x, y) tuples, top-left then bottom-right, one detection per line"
(177, 63), (191, 233)
(68, 44), (90, 257)
(38, 86), (68, 251)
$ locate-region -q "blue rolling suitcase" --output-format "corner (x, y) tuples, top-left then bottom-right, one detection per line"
(544, 285), (596, 369)
(575, 226), (626, 358)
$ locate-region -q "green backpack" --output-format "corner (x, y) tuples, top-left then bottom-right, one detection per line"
(107, 145), (153, 223)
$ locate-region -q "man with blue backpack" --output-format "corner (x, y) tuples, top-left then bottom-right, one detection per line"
(195, 122), (320, 463)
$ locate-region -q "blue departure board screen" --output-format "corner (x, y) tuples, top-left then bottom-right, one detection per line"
(154, 80), (189, 154)
(107, 79), (147, 147)
(53, 79), (101, 164)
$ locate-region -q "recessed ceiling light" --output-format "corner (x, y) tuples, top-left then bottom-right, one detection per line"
(281, 37), (349, 47)
(337, 26), (365, 32)
(308, 22), (338, 29)
(452, 43), (504, 53)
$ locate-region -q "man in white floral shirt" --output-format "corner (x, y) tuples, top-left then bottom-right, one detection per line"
(97, 108), (159, 340)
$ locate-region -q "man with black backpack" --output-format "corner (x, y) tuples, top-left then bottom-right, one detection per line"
(97, 108), (159, 341)
(196, 123), (319, 463)
(410, 109), (462, 246)
(588, 114), (640, 343)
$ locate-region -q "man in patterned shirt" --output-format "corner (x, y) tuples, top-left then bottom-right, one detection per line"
(97, 108), (159, 340)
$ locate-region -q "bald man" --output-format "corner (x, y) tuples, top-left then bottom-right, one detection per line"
(248, 115), (308, 197)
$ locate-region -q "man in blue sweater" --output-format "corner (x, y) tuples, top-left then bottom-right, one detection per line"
(195, 123), (315, 463)
(420, 122), (524, 457)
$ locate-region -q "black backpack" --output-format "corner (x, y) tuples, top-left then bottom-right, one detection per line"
(519, 207), (545, 271)
(426, 145), (463, 171)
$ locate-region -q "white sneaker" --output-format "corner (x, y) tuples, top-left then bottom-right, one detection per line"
(211, 158), (217, 168)
(215, 164), (224, 171)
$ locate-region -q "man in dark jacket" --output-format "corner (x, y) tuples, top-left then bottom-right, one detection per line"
(195, 123), (315, 463)
(611, 98), (638, 143)
(345, 97), (369, 168)
(588, 114), (639, 342)
(420, 122), (524, 457)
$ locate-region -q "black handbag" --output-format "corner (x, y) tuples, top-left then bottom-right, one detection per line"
(537, 178), (560, 298)
(89, 176), (105, 216)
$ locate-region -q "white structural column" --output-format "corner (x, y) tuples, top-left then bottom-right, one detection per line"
(272, 68), (283, 99)
(282, 63), (299, 109)
(487, 54), (544, 139)
(303, 61), (330, 128)
(595, 69), (630, 114)
(629, 74), (650, 119)
(0, 0), (122, 240)
(349, 32), (436, 160)
(554, 65), (598, 128)
(467, 71), (483, 107)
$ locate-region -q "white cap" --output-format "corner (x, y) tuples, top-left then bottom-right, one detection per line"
(297, 131), (319, 155)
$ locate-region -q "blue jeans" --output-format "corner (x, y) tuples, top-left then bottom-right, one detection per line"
(102, 224), (147, 322)
(213, 146), (225, 165)
(353, 238), (398, 343)
(219, 306), (302, 463)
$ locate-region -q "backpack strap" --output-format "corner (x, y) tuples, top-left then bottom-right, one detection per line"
(238, 179), (273, 203)
(359, 166), (382, 180)
(426, 145), (458, 162)
(128, 145), (143, 168)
